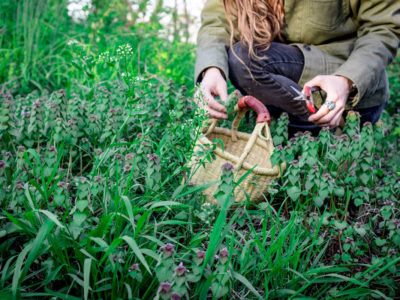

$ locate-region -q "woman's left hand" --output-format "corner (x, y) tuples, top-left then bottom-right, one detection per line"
(304, 75), (352, 128)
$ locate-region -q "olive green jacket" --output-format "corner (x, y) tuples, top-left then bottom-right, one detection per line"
(195, 0), (400, 109)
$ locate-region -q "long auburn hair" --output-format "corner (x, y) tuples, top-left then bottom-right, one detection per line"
(223, 0), (285, 60)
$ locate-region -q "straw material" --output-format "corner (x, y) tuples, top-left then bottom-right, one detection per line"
(189, 109), (286, 204)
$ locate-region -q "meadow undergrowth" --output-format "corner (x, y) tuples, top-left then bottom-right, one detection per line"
(0, 74), (400, 299)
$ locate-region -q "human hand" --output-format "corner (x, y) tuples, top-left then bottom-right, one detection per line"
(305, 75), (352, 128)
(194, 67), (228, 119)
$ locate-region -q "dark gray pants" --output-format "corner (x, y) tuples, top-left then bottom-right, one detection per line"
(228, 42), (387, 136)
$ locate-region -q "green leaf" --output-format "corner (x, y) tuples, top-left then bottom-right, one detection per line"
(359, 173), (370, 185)
(375, 238), (386, 246)
(334, 187), (345, 197)
(381, 207), (392, 220)
(72, 212), (87, 227)
(313, 196), (324, 208)
(83, 258), (92, 300)
(287, 186), (301, 201)
(232, 272), (263, 300)
(122, 236), (152, 275)
(76, 200), (89, 212)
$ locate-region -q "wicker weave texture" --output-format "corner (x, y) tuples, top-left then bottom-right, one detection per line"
(189, 120), (285, 204)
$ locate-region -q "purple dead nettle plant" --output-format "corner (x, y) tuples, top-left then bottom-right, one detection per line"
(221, 162), (234, 172)
(219, 247), (229, 264)
(128, 263), (139, 272)
(171, 292), (181, 300)
(158, 282), (172, 295)
(123, 165), (132, 173)
(160, 243), (175, 258)
(148, 153), (160, 164)
(175, 262), (188, 277)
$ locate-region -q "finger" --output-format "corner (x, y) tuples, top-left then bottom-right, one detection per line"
(208, 98), (227, 113)
(308, 104), (330, 122)
(319, 110), (345, 128)
(314, 106), (343, 125)
(215, 82), (229, 102)
(208, 107), (228, 119)
(303, 75), (324, 91)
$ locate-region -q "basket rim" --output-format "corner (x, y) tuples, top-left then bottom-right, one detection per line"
(197, 128), (282, 176)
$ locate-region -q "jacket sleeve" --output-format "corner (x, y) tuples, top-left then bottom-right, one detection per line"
(194, 0), (236, 84)
(333, 0), (400, 108)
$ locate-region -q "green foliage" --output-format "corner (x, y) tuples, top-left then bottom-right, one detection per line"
(0, 0), (196, 94)
(387, 52), (400, 114)
(1, 1), (400, 298)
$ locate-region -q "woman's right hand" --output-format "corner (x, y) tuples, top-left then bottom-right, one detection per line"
(194, 67), (229, 119)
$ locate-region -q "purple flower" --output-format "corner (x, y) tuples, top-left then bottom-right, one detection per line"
(389, 249), (396, 256)
(160, 243), (175, 258)
(57, 181), (68, 189)
(147, 153), (160, 164)
(345, 237), (354, 244)
(94, 149), (102, 155)
(196, 250), (205, 260)
(94, 176), (102, 183)
(340, 134), (349, 141)
(148, 121), (155, 126)
(114, 154), (122, 160)
(175, 262), (188, 277)
(312, 165), (319, 171)
(219, 247), (229, 258)
(171, 292), (181, 300)
(158, 282), (171, 295)
(384, 200), (394, 207)
(0, 160), (8, 168)
(4, 152), (11, 157)
(81, 137), (89, 143)
(48, 146), (56, 152)
(128, 263), (139, 272)
(394, 219), (400, 229)
(17, 146), (26, 152)
(322, 126), (330, 132)
(123, 165), (132, 173)
(15, 184), (24, 190)
(364, 121), (372, 127)
(221, 162), (234, 172)
(353, 135), (361, 140)
(108, 108), (116, 115)
(276, 145), (283, 150)
(125, 152), (135, 160)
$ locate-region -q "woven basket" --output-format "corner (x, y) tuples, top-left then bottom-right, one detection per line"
(189, 96), (286, 204)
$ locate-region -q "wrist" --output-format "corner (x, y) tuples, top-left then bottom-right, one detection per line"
(336, 75), (356, 94)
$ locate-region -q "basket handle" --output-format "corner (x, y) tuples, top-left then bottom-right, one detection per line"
(238, 96), (271, 124)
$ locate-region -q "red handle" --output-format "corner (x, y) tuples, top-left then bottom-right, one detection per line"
(238, 96), (271, 124)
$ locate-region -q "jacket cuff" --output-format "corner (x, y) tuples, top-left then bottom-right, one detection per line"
(333, 67), (362, 108)
(195, 46), (229, 84)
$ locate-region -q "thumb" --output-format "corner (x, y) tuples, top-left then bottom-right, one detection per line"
(304, 75), (324, 91)
(215, 82), (228, 102)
